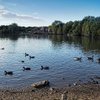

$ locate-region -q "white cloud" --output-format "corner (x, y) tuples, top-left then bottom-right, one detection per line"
(0, 6), (42, 21)
(0, 5), (46, 26)
(1, 11), (41, 21)
(0, 5), (6, 14)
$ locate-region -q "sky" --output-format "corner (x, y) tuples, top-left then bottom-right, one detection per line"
(0, 0), (100, 26)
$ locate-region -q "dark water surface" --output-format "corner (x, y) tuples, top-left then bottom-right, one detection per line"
(0, 35), (100, 88)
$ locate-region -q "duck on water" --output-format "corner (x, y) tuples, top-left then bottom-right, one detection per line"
(41, 66), (49, 70)
(97, 58), (100, 63)
(4, 71), (13, 75)
(87, 56), (94, 60)
(25, 53), (29, 57)
(74, 57), (82, 61)
(23, 67), (31, 71)
(21, 60), (25, 63)
(29, 56), (35, 59)
(1, 48), (5, 50)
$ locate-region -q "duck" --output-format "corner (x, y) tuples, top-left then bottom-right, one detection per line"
(1, 48), (4, 50)
(97, 58), (100, 63)
(29, 56), (35, 59)
(87, 55), (94, 60)
(4, 71), (13, 75)
(74, 57), (82, 61)
(21, 60), (25, 63)
(41, 66), (49, 70)
(25, 53), (29, 57)
(23, 67), (31, 71)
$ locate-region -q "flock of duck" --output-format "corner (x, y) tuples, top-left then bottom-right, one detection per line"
(1, 47), (100, 86)
(4, 55), (100, 76)
(74, 55), (100, 63)
(4, 52), (35, 75)
(0, 48), (50, 76)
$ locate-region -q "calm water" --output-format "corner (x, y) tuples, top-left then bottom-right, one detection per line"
(0, 35), (100, 88)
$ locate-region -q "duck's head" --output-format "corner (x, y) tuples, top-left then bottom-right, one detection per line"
(41, 66), (43, 70)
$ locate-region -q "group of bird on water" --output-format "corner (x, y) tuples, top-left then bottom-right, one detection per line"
(1, 47), (100, 76)
(1, 48), (49, 76)
(4, 52), (35, 75)
(74, 55), (100, 63)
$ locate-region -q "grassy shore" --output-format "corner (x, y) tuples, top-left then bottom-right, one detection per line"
(0, 84), (100, 100)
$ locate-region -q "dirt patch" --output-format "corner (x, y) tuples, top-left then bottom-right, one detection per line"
(0, 84), (100, 100)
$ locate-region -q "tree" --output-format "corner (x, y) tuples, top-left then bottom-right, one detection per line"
(8, 23), (19, 35)
(63, 21), (73, 34)
(50, 21), (64, 34)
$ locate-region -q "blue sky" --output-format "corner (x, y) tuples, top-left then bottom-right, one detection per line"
(0, 0), (100, 26)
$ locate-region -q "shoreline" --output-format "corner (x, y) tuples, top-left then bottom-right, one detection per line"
(0, 84), (100, 100)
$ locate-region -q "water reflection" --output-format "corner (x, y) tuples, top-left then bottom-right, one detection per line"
(0, 34), (100, 52)
(49, 35), (100, 52)
(0, 34), (19, 41)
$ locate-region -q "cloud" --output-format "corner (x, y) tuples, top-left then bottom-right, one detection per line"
(0, 5), (43, 22)
(0, 5), (5, 14)
(1, 11), (41, 21)
(0, 5), (48, 26)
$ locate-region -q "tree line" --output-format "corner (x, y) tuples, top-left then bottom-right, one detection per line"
(0, 23), (49, 36)
(49, 16), (100, 37)
(0, 16), (100, 38)
(0, 23), (33, 36)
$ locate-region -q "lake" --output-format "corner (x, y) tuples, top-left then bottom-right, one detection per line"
(0, 35), (100, 88)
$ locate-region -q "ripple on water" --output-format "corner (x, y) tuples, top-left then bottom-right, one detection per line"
(0, 36), (100, 88)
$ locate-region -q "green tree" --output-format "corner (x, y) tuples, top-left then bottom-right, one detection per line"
(8, 23), (19, 35)
(63, 21), (73, 35)
(51, 21), (64, 34)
